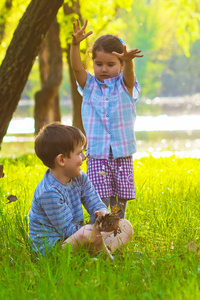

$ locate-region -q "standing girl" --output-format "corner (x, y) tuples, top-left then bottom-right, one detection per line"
(70, 20), (143, 218)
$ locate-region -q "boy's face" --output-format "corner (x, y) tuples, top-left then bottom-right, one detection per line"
(62, 143), (86, 180)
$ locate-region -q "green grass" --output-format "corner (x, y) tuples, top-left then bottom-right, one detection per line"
(0, 155), (200, 299)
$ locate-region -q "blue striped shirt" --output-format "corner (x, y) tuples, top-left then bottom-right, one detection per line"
(28, 169), (109, 254)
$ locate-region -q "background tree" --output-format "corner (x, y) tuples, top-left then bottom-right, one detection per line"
(0, 0), (64, 145)
(34, 17), (62, 134)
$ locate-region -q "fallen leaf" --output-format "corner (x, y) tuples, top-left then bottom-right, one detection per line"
(111, 204), (121, 214)
(97, 171), (106, 177)
(7, 195), (18, 204)
(171, 241), (174, 250)
(188, 241), (197, 253)
(0, 165), (5, 178)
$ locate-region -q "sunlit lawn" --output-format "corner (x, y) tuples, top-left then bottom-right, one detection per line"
(0, 154), (200, 299)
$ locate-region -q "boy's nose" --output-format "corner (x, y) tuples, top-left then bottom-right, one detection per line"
(82, 153), (86, 161)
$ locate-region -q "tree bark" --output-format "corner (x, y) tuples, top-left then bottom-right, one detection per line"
(0, 0), (63, 146)
(66, 45), (85, 134)
(34, 17), (62, 135)
(63, 1), (85, 134)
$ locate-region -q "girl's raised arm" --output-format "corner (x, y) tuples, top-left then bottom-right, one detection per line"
(70, 20), (93, 89)
(113, 45), (143, 96)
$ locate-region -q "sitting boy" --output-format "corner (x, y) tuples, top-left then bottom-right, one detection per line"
(29, 122), (133, 260)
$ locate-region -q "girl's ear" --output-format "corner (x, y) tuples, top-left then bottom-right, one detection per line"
(55, 154), (65, 166)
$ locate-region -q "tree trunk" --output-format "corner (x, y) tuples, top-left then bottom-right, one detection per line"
(34, 17), (62, 135)
(66, 45), (85, 134)
(0, 0), (63, 146)
(63, 1), (85, 134)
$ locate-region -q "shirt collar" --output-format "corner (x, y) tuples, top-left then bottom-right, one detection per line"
(95, 74), (121, 86)
(46, 169), (73, 188)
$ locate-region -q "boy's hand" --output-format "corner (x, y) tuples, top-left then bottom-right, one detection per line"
(94, 210), (109, 220)
(95, 210), (120, 233)
(72, 19), (93, 45)
(112, 45), (143, 61)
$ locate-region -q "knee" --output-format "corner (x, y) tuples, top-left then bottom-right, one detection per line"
(120, 219), (134, 238)
(79, 225), (103, 246)
(78, 226), (92, 244)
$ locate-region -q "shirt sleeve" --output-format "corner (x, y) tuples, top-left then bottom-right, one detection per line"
(133, 76), (141, 102)
(80, 173), (109, 223)
(40, 190), (80, 238)
(120, 73), (141, 103)
(77, 71), (92, 96)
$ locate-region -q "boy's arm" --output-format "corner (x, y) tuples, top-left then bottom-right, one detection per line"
(70, 19), (93, 89)
(40, 191), (80, 238)
(113, 45), (143, 96)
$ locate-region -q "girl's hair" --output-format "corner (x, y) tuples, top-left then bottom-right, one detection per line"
(92, 35), (124, 60)
(35, 122), (86, 168)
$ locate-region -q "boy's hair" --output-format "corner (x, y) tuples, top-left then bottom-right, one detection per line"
(92, 35), (123, 60)
(35, 122), (86, 168)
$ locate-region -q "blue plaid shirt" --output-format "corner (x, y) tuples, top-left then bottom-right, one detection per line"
(78, 72), (140, 159)
(28, 169), (108, 254)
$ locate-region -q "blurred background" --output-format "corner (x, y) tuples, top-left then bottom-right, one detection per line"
(0, 0), (200, 158)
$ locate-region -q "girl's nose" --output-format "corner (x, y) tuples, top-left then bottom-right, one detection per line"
(102, 65), (107, 72)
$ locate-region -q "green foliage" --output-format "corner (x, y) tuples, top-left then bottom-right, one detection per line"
(166, 0), (200, 57)
(0, 0), (31, 62)
(119, 0), (200, 97)
(0, 155), (200, 299)
(120, 1), (172, 96)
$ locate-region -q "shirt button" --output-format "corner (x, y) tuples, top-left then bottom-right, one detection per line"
(106, 114), (109, 117)
(106, 98), (109, 101)
(108, 131), (111, 134)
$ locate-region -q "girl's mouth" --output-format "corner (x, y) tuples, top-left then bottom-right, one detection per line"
(101, 75), (109, 79)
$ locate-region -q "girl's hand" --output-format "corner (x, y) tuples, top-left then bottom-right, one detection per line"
(113, 45), (143, 61)
(72, 19), (93, 45)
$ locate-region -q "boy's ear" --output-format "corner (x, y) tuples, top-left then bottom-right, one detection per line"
(120, 61), (124, 73)
(55, 154), (65, 166)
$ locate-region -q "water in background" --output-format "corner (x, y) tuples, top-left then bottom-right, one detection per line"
(2, 95), (200, 158)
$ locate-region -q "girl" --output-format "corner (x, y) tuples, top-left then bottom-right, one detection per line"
(70, 19), (143, 218)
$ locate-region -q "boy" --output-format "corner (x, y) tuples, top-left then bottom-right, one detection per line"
(29, 122), (133, 260)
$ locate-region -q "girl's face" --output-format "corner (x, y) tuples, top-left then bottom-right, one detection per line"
(93, 51), (123, 82)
